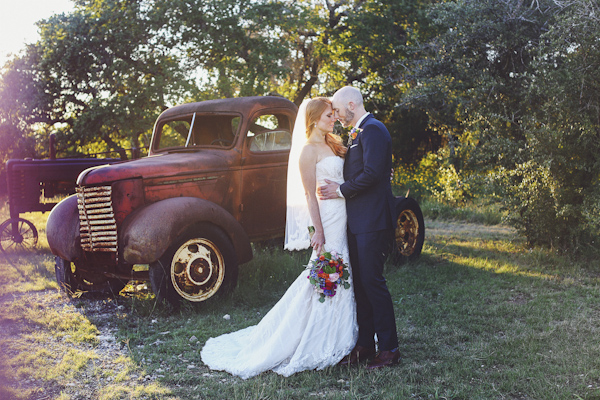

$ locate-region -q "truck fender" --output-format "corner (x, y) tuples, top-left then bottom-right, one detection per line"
(46, 194), (83, 261)
(120, 197), (252, 265)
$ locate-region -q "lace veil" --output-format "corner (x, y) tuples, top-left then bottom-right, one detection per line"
(284, 99), (312, 251)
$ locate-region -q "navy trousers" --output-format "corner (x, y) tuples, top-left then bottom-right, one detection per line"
(348, 228), (398, 351)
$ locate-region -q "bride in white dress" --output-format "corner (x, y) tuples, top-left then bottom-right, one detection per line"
(200, 98), (358, 379)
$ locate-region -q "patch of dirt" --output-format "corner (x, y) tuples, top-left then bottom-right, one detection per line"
(0, 289), (161, 400)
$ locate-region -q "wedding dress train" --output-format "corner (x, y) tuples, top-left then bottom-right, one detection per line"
(200, 156), (358, 379)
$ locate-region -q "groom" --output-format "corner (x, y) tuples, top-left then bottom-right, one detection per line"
(318, 86), (400, 369)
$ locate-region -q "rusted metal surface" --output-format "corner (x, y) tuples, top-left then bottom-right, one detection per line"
(77, 186), (118, 253)
(2, 153), (121, 253)
(46, 195), (83, 261)
(119, 197), (252, 265)
(0, 218), (38, 252)
(111, 178), (144, 225)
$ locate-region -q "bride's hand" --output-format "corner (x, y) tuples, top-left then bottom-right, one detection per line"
(311, 230), (325, 255)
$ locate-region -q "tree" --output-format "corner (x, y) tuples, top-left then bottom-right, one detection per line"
(0, 0), (191, 159)
(0, 48), (42, 165)
(509, 0), (600, 249)
(44, 0), (194, 157)
(328, 0), (441, 163)
(403, 0), (600, 251)
(0, 0), (436, 164)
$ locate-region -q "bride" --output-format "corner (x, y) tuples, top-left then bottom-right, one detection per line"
(200, 97), (358, 379)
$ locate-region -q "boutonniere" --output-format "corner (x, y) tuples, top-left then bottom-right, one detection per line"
(348, 126), (363, 145)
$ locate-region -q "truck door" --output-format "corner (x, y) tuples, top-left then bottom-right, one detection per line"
(240, 110), (294, 240)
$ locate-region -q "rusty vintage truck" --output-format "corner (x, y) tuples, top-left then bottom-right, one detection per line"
(46, 96), (424, 306)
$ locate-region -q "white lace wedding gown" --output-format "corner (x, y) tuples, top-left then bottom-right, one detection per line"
(201, 156), (358, 379)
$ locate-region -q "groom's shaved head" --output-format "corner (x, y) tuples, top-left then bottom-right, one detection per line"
(332, 86), (366, 128)
(333, 86), (364, 107)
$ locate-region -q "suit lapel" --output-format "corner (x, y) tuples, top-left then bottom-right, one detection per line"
(348, 114), (373, 149)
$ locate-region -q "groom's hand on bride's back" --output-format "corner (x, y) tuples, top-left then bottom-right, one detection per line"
(318, 179), (340, 200)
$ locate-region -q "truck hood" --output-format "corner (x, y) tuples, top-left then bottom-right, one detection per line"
(78, 151), (235, 186)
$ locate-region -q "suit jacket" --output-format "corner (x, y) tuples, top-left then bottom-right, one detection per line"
(340, 114), (396, 234)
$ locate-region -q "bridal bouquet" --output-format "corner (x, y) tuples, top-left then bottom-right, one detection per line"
(307, 251), (351, 303)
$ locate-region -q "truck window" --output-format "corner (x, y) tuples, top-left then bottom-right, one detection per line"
(248, 114), (292, 152)
(155, 114), (241, 151)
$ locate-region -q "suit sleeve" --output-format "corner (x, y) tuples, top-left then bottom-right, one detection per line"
(340, 124), (390, 198)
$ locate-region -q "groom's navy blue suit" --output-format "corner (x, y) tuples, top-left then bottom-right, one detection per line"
(339, 113), (399, 352)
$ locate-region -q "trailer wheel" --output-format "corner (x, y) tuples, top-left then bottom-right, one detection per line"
(54, 257), (127, 296)
(392, 197), (425, 265)
(0, 218), (38, 253)
(149, 223), (238, 307)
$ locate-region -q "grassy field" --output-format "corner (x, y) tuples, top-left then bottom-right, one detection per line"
(1, 200), (600, 399)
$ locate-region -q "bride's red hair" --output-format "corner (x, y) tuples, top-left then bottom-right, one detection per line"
(305, 97), (347, 158)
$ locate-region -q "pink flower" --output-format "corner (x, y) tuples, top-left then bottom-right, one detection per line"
(328, 273), (340, 282)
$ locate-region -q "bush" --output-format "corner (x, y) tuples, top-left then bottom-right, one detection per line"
(493, 160), (600, 253)
(394, 150), (476, 205)
(393, 150), (504, 225)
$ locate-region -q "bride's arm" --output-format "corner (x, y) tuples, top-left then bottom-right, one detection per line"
(299, 145), (325, 255)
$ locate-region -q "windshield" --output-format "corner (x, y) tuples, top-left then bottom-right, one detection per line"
(153, 113), (241, 151)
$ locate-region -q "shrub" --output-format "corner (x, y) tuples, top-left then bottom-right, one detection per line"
(493, 160), (600, 253)
(394, 150), (476, 205)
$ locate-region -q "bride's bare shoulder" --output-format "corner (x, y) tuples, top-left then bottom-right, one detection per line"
(300, 144), (322, 172)
(300, 142), (318, 158)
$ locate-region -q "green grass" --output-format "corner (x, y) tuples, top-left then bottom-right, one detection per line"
(419, 198), (505, 226)
(1, 198), (600, 399)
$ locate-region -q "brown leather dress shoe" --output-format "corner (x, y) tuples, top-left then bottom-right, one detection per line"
(338, 345), (377, 366)
(366, 349), (401, 369)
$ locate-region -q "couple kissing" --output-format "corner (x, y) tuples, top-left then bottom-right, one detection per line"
(201, 86), (399, 378)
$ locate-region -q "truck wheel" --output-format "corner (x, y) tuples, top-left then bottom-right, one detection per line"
(149, 224), (239, 306)
(392, 197), (425, 265)
(54, 257), (127, 296)
(55, 257), (76, 295)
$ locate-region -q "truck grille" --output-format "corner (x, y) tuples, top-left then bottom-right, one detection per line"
(77, 186), (118, 253)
